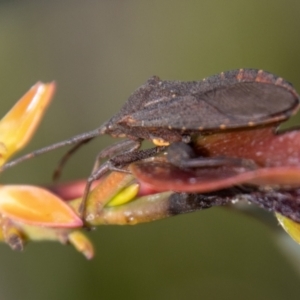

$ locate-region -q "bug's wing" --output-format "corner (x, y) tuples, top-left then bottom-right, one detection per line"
(122, 82), (299, 131)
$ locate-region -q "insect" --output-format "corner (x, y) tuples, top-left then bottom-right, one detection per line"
(2, 69), (299, 219)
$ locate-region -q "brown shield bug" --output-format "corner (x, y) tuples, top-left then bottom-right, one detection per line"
(2, 69), (299, 218)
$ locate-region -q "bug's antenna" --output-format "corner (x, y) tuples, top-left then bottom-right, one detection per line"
(0, 123), (108, 172)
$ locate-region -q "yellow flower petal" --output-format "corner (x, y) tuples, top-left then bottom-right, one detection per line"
(0, 82), (55, 164)
(0, 185), (82, 227)
(276, 213), (300, 244)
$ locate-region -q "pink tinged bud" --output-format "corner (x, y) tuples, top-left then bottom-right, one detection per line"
(0, 185), (82, 227)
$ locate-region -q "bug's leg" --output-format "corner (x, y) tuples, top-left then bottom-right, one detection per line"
(79, 139), (142, 219)
(80, 161), (110, 218)
(53, 139), (140, 181)
(53, 138), (94, 180)
(110, 146), (165, 166)
(91, 139), (142, 173)
(167, 142), (257, 169)
(80, 145), (165, 220)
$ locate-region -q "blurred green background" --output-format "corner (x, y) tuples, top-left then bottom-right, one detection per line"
(0, 1), (300, 299)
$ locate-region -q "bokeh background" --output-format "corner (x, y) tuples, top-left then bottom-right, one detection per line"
(0, 1), (300, 299)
